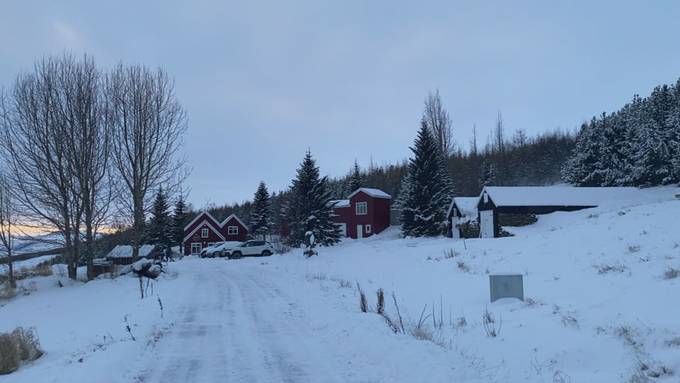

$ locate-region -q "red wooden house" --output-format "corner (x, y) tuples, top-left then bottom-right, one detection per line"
(183, 212), (249, 255)
(331, 188), (391, 239)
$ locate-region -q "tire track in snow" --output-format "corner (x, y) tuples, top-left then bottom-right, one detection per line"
(133, 261), (344, 383)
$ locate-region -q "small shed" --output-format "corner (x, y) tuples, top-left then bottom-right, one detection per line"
(447, 197), (479, 239)
(106, 244), (157, 265)
(477, 186), (640, 238)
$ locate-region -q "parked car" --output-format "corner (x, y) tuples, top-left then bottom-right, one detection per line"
(199, 242), (224, 258)
(227, 240), (274, 259)
(212, 241), (243, 257)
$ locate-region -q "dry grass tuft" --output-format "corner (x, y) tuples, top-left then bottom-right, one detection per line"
(0, 327), (43, 375)
(663, 267), (680, 280)
(482, 308), (501, 337)
(376, 289), (385, 315)
(357, 284), (368, 313)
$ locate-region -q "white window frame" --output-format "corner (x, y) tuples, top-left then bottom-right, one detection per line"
(227, 226), (239, 235)
(201, 228), (209, 238)
(191, 243), (202, 254)
(356, 201), (368, 215)
(365, 224), (372, 234)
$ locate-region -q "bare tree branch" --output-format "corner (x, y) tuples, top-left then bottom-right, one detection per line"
(107, 64), (188, 259)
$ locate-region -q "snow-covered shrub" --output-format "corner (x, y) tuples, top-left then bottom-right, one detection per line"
(0, 327), (43, 375)
(337, 279), (352, 289)
(663, 267), (679, 280)
(627, 244), (641, 253)
(523, 297), (544, 308)
(0, 282), (16, 300)
(614, 326), (643, 351)
(456, 260), (470, 273)
(0, 333), (20, 374)
(33, 262), (53, 277)
(665, 337), (680, 347)
(11, 328), (42, 362)
(560, 314), (579, 329)
(629, 361), (673, 382)
(552, 370), (572, 383)
(595, 264), (628, 274)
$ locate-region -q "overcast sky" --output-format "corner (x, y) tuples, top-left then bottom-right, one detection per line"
(2, 1), (680, 208)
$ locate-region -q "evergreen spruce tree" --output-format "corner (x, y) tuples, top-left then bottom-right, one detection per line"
(564, 79), (680, 187)
(400, 121), (453, 237)
(562, 119), (604, 186)
(172, 194), (188, 248)
(480, 159), (497, 186)
(282, 151), (341, 247)
(147, 188), (173, 251)
(349, 160), (363, 192)
(250, 181), (273, 240)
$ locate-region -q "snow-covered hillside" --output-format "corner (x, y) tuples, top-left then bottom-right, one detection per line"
(1, 187), (678, 382)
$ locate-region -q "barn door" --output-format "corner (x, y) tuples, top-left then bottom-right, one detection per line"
(479, 210), (494, 238)
(357, 225), (363, 239)
(451, 217), (460, 239)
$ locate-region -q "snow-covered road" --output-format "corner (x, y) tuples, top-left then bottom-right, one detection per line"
(134, 261), (345, 383)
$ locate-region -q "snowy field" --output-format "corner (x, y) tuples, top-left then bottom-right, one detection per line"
(1, 187), (679, 382)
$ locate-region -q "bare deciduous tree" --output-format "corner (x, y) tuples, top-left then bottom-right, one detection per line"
(0, 173), (17, 288)
(58, 56), (112, 279)
(0, 54), (114, 280)
(0, 57), (81, 279)
(423, 90), (453, 156)
(107, 64), (187, 260)
(495, 110), (505, 154)
(469, 123), (478, 156)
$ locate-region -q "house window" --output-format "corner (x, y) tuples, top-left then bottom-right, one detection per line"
(228, 226), (239, 235)
(365, 224), (372, 234)
(191, 243), (202, 254)
(201, 228), (209, 238)
(356, 202), (368, 215)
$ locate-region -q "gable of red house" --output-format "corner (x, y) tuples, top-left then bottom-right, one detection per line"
(219, 214), (249, 242)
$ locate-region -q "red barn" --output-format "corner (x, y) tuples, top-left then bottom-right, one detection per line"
(182, 212), (249, 255)
(331, 188), (391, 239)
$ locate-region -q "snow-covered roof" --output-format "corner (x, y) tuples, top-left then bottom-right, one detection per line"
(329, 199), (350, 208)
(348, 188), (391, 199)
(481, 186), (641, 207)
(106, 244), (156, 259)
(449, 197), (479, 217)
(183, 210), (220, 231)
